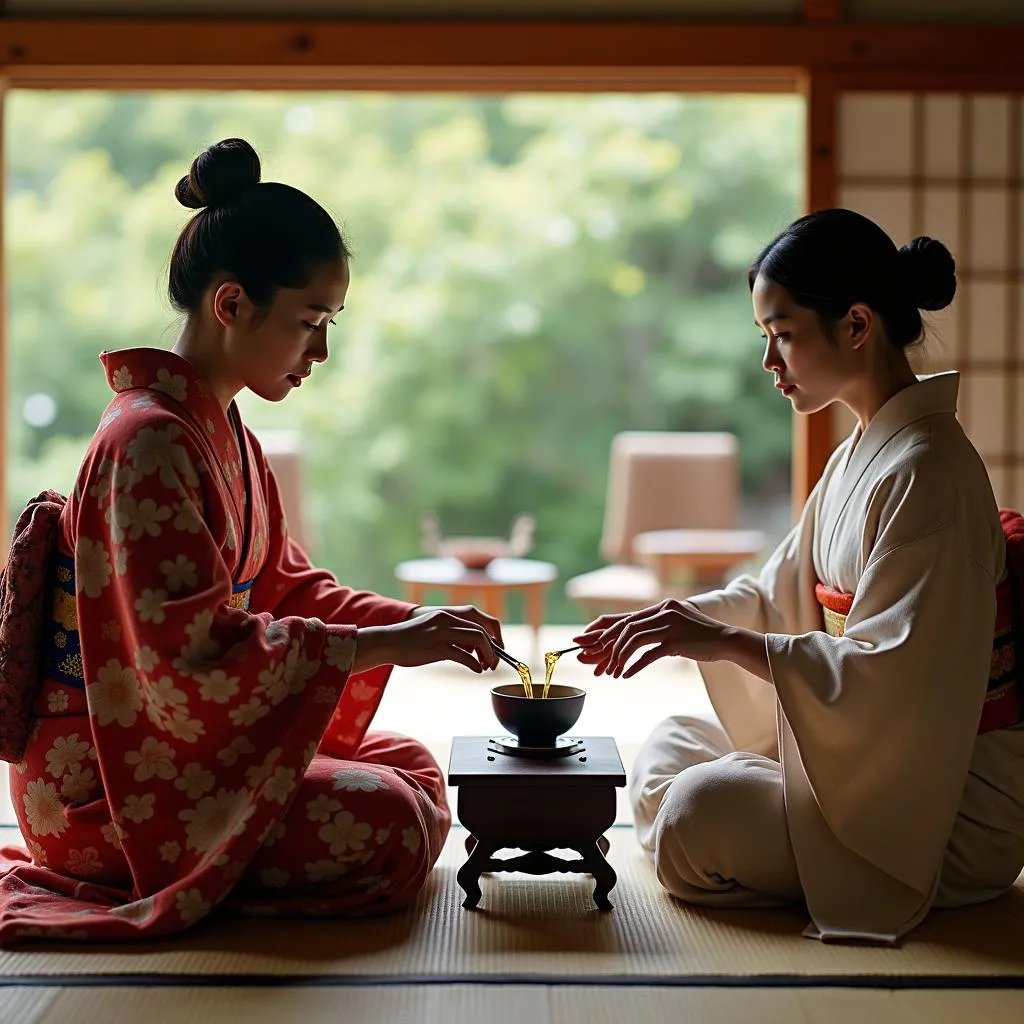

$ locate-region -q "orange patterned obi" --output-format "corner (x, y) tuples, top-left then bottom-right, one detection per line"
(815, 580), (1023, 733)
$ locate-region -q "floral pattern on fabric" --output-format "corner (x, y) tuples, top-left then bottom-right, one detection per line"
(0, 348), (446, 943)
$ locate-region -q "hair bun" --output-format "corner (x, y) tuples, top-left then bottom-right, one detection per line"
(898, 236), (956, 311)
(174, 138), (261, 210)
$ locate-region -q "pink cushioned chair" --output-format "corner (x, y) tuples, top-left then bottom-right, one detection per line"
(565, 432), (763, 620)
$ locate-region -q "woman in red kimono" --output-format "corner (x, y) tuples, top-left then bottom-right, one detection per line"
(0, 138), (503, 942)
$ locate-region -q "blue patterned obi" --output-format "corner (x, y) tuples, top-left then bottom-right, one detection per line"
(46, 552), (84, 690)
(44, 551), (254, 690)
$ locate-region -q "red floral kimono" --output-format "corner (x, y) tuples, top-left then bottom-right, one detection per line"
(0, 348), (450, 942)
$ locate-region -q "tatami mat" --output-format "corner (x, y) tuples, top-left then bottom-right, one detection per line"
(2, 828), (1023, 987)
(7, 985), (1024, 1024)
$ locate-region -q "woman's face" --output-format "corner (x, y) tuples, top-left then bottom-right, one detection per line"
(752, 273), (853, 416)
(223, 258), (350, 404)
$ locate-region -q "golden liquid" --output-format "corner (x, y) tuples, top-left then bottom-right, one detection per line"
(515, 661), (535, 699)
(541, 650), (562, 699)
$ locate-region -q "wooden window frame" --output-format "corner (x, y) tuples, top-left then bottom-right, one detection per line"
(1, 17), (1024, 549)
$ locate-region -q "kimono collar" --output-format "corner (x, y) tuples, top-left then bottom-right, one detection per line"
(845, 371), (959, 465)
(820, 371), (960, 560)
(99, 347), (235, 452)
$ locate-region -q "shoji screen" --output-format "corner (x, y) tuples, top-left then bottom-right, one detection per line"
(835, 92), (1022, 508)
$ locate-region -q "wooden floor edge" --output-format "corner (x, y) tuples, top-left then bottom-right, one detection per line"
(1, 972), (1023, 989)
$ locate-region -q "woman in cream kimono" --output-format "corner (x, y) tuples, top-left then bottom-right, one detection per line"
(577, 209), (1024, 943)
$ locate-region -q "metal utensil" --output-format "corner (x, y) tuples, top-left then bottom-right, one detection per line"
(490, 639), (535, 697)
(489, 638), (527, 672)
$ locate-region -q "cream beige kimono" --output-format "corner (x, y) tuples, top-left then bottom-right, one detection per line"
(635, 373), (1024, 942)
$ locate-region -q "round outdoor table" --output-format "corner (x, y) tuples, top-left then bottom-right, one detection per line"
(394, 557), (558, 663)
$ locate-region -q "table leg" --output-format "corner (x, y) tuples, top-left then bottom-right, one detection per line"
(581, 837), (617, 911)
(524, 584), (546, 664)
(456, 837), (499, 909)
(446, 585), (475, 608)
(478, 588), (505, 625)
(403, 582), (429, 607)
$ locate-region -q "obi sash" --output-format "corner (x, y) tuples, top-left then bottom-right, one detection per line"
(0, 489), (66, 762)
(814, 575), (1023, 734)
(42, 551), (255, 691)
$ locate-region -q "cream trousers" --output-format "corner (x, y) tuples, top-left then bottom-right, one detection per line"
(631, 712), (1024, 910)
(630, 713), (803, 907)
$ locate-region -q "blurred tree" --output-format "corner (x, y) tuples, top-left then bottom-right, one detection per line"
(5, 91), (802, 622)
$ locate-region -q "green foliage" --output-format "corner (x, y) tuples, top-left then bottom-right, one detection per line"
(5, 91), (801, 622)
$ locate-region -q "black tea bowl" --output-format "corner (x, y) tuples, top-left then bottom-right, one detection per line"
(490, 683), (585, 748)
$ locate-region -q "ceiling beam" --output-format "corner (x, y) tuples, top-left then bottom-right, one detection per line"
(802, 0), (843, 21)
(0, 19), (1022, 84)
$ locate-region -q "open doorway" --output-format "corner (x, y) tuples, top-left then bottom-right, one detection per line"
(2, 89), (803, 823)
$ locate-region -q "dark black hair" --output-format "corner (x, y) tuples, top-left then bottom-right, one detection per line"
(169, 138), (350, 314)
(748, 208), (956, 349)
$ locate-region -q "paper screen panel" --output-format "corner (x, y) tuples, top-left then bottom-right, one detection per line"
(988, 465), (1011, 508)
(960, 370), (1006, 457)
(923, 95), (963, 178)
(971, 95), (1013, 179)
(966, 280), (1010, 363)
(1011, 467), (1024, 510)
(838, 94), (914, 177)
(836, 185), (914, 244)
(969, 187), (1012, 272)
(837, 90), (1023, 505)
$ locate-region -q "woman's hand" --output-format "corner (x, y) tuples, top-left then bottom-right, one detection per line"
(409, 603), (504, 650)
(573, 598), (730, 679)
(353, 608), (501, 675)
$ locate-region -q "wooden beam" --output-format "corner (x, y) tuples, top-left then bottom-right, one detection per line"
(803, 0), (843, 22)
(793, 69), (839, 509)
(0, 64), (802, 93)
(0, 20), (1022, 82)
(826, 69), (1024, 92)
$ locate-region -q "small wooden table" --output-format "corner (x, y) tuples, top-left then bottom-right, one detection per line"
(633, 528), (765, 589)
(395, 557), (558, 662)
(448, 735), (626, 911)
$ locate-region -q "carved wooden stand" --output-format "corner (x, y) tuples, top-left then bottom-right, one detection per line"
(447, 736), (626, 911)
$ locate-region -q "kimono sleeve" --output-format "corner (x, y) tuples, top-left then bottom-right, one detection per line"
(249, 448), (415, 630)
(686, 481), (824, 754)
(246, 444), (417, 754)
(70, 413), (358, 899)
(766, 524), (996, 894)
(73, 418), (358, 691)
(688, 518), (804, 635)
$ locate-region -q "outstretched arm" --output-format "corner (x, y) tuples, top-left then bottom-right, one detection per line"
(249, 450), (416, 630)
(575, 598), (771, 680)
(247, 441), (503, 673)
